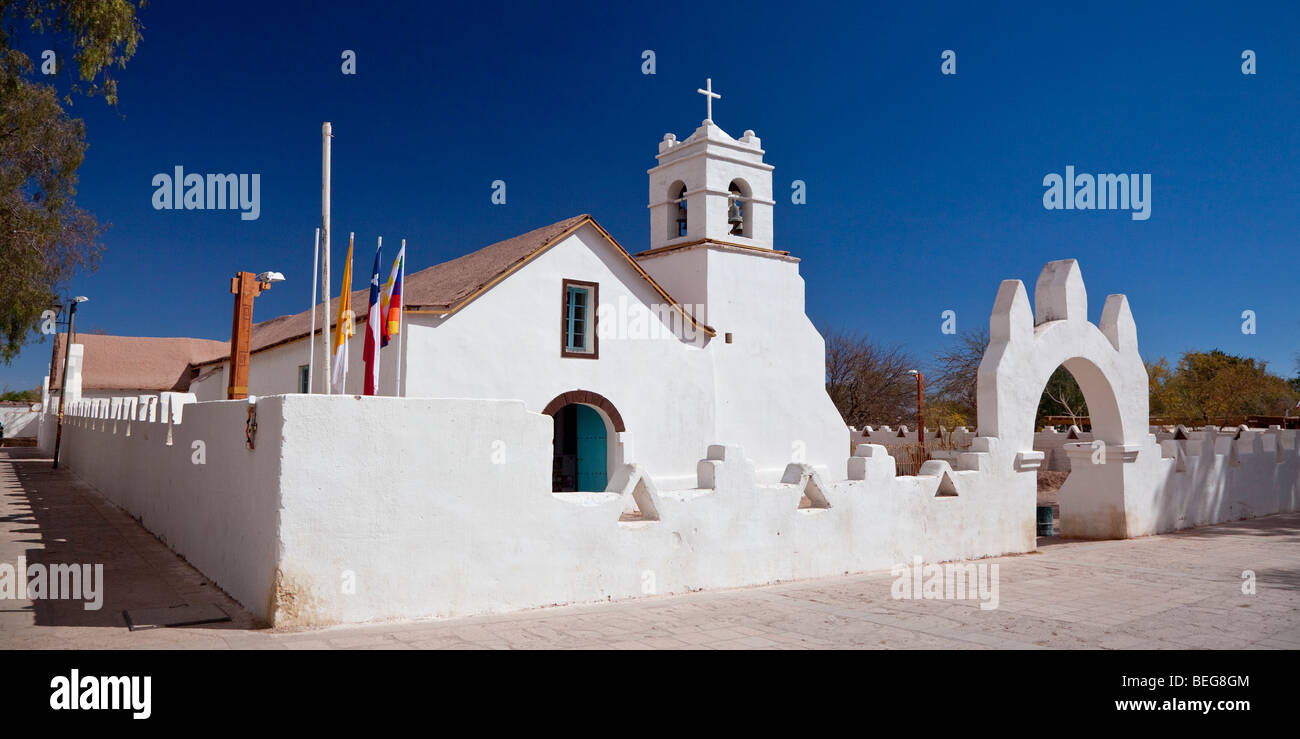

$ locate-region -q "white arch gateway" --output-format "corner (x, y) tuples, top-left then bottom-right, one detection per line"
(977, 259), (1179, 539)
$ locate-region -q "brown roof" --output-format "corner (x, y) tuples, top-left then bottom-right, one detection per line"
(49, 334), (230, 392)
(404, 214), (592, 311)
(194, 214), (713, 366)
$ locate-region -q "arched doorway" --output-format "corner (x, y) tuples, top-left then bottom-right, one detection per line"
(552, 404), (608, 491)
(543, 391), (625, 493)
(977, 259), (1153, 540)
(1030, 358), (1121, 540)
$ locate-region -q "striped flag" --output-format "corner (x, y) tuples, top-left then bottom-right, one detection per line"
(363, 239), (383, 395)
(381, 243), (404, 347)
(330, 235), (355, 394)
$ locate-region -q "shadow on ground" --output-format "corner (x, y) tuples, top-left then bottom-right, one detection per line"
(0, 447), (262, 632)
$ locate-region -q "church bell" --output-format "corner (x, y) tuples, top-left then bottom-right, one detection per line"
(728, 196), (744, 232)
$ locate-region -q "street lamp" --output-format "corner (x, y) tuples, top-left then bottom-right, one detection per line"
(227, 271), (282, 400)
(908, 369), (925, 448)
(52, 296), (89, 469)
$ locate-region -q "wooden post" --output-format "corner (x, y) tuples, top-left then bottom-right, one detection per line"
(227, 272), (268, 400)
(51, 300), (81, 469)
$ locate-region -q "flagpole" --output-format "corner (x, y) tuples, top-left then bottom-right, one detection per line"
(345, 232), (355, 393)
(397, 239), (405, 398)
(321, 122), (332, 395)
(369, 236), (382, 396)
(307, 227), (319, 393)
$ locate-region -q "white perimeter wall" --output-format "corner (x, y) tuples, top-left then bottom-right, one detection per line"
(1, 405), (40, 438)
(270, 396), (1030, 626)
(39, 392), (1298, 626)
(37, 397), (283, 616)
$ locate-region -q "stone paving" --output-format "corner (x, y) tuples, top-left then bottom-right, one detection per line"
(1, 447), (1297, 650)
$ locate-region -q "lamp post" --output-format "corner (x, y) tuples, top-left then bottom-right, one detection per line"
(52, 296), (88, 469)
(908, 369), (925, 448)
(227, 271), (284, 400)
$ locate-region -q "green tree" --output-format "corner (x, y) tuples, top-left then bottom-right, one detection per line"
(0, 0), (145, 363)
(1146, 357), (1180, 418)
(0, 385), (39, 402)
(1168, 350), (1298, 425)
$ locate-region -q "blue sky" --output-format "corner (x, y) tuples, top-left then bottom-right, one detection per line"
(3, 0), (1297, 391)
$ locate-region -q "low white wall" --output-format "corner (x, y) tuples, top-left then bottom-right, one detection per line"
(1148, 427), (1299, 531)
(851, 425), (978, 450)
(1033, 427), (1094, 471)
(1056, 427), (1300, 539)
(42, 394), (1032, 625)
(850, 425), (1093, 473)
(271, 397), (1032, 626)
(42, 393), (1300, 626)
(1, 406), (39, 438)
(41, 394), (283, 618)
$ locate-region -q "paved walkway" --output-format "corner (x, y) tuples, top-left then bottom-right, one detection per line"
(2, 447), (1297, 649)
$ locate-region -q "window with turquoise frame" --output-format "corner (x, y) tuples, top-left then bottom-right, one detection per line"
(561, 279), (598, 358)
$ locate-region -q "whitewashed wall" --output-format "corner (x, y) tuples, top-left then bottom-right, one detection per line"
(38, 395), (282, 615)
(851, 425), (1099, 473)
(851, 426), (979, 449)
(1145, 427), (1299, 531)
(1033, 427), (1094, 471)
(1, 405), (40, 438)
(36, 394), (1031, 625)
(39, 392), (1298, 627)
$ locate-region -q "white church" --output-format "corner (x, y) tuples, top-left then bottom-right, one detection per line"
(186, 100), (849, 491)
(39, 86), (1299, 627)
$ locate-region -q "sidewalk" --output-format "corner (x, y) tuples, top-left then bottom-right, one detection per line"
(2, 447), (1297, 650)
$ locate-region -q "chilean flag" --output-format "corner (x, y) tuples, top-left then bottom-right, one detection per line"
(363, 240), (383, 395)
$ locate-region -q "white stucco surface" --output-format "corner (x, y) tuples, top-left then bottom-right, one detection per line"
(37, 396), (281, 615)
(38, 393), (1035, 625)
(1, 405), (40, 438)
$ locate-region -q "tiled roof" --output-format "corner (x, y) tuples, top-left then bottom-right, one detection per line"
(49, 334), (229, 391)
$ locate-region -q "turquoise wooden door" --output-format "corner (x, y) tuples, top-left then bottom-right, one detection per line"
(574, 404), (608, 491)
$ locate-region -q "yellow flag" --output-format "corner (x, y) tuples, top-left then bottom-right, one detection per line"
(330, 235), (355, 393)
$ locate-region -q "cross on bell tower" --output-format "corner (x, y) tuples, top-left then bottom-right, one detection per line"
(697, 78), (720, 124)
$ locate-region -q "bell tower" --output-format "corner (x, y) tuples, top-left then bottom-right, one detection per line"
(635, 79), (848, 486)
(645, 79), (774, 252)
